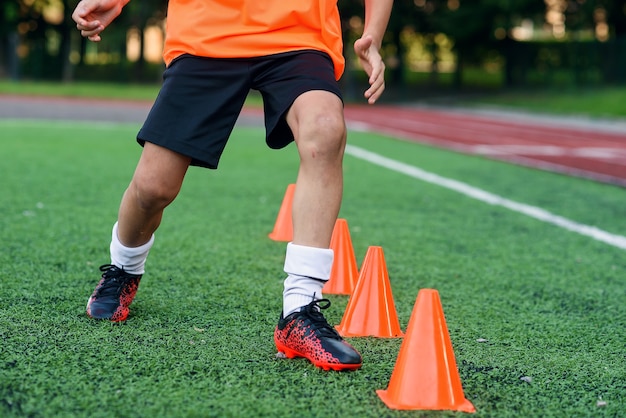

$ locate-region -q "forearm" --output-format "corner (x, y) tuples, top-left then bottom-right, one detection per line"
(362, 0), (394, 49)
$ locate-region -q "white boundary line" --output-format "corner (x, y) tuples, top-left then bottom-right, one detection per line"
(345, 144), (626, 251)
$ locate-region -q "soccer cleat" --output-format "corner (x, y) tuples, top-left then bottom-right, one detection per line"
(86, 264), (142, 322)
(274, 299), (362, 371)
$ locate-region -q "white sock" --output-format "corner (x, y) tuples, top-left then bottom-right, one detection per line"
(282, 242), (334, 316)
(109, 222), (154, 275)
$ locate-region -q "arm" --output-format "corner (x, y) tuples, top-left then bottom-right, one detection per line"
(354, 0), (394, 104)
(72, 0), (130, 42)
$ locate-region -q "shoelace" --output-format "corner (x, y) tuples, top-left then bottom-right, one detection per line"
(93, 264), (128, 298)
(300, 298), (342, 340)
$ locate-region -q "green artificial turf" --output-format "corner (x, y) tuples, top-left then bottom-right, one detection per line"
(1, 121), (625, 417)
(0, 80), (161, 101)
(462, 86), (626, 119)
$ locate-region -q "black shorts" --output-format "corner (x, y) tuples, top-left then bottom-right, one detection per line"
(137, 50), (343, 169)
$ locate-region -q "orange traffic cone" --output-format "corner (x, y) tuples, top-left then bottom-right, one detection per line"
(268, 184), (295, 241)
(335, 246), (403, 338)
(323, 219), (359, 295)
(376, 289), (476, 412)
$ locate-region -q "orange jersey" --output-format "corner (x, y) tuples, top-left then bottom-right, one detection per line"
(163, 0), (345, 80)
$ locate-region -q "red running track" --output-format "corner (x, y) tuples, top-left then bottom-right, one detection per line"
(343, 105), (626, 188)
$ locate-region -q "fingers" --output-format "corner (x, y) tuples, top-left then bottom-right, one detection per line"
(364, 70), (385, 104)
(354, 35), (386, 104)
(72, 2), (105, 42)
(86, 33), (102, 42)
(72, 3), (95, 28)
(80, 25), (104, 42)
(75, 20), (104, 42)
(77, 23), (104, 41)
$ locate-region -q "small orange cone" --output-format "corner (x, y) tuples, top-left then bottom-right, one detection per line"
(323, 219), (359, 295)
(268, 184), (295, 241)
(376, 289), (476, 412)
(335, 246), (403, 338)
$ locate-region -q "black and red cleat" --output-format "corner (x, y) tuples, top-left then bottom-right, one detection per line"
(274, 299), (362, 371)
(86, 264), (142, 322)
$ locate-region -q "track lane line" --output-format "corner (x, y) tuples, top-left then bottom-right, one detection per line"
(345, 144), (626, 251)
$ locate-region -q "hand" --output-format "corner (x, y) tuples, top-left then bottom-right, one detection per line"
(72, 0), (127, 42)
(353, 35), (386, 104)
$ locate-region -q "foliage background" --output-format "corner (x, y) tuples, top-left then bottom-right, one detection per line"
(1, 0), (626, 95)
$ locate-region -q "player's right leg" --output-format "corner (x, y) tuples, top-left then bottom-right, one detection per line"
(86, 55), (251, 321)
(86, 143), (191, 321)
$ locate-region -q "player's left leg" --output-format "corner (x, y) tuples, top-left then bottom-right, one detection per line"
(273, 89), (361, 370)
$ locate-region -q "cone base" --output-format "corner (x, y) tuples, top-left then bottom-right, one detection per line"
(376, 389), (476, 413)
(268, 231), (291, 241)
(335, 325), (404, 339)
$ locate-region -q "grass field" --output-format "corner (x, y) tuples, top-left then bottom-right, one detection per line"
(459, 86), (626, 119)
(1, 117), (625, 417)
(0, 80), (162, 101)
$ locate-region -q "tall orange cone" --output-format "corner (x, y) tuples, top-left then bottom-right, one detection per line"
(323, 219), (359, 295)
(335, 246), (403, 338)
(376, 289), (476, 412)
(268, 184), (295, 241)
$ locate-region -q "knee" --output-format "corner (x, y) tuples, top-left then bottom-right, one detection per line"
(129, 173), (180, 212)
(296, 112), (347, 161)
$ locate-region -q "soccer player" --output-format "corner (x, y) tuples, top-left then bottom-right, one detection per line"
(73, 0), (393, 370)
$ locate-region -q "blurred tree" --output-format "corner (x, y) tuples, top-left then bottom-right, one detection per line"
(598, 0), (626, 82)
(0, 0), (87, 80)
(0, 1), (20, 79)
(3, 0), (53, 79)
(59, 0), (76, 81)
(386, 0), (426, 87)
(122, 0), (167, 80)
(433, 0), (545, 88)
(0, 0), (168, 81)
(604, 0), (626, 36)
(2, 0), (624, 87)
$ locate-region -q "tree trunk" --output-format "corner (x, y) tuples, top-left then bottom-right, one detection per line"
(60, 26), (74, 82)
(7, 32), (19, 80)
(453, 47), (463, 90)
